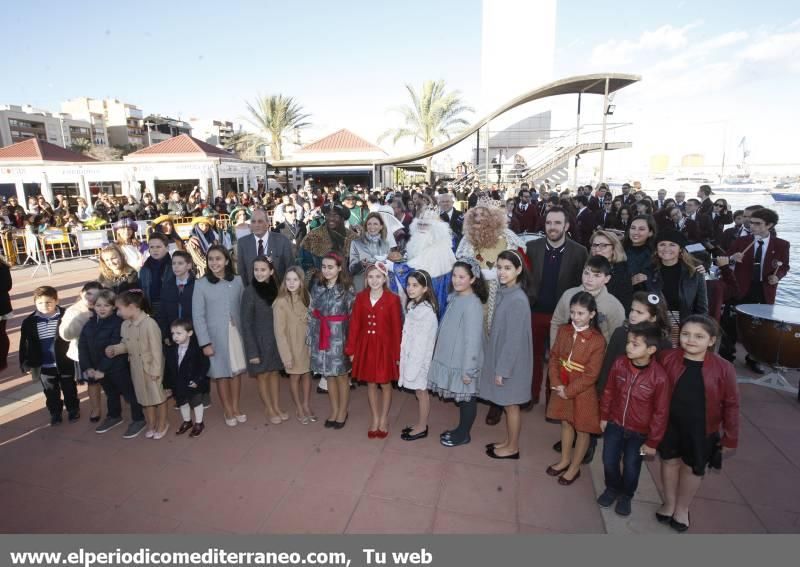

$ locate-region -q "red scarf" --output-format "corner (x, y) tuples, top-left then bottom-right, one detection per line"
(312, 310), (348, 350)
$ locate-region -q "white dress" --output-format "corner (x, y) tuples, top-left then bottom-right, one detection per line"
(398, 301), (438, 390)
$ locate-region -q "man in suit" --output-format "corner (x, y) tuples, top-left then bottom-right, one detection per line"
(573, 195), (594, 248)
(594, 197), (618, 229)
(721, 208), (790, 372)
(697, 185), (714, 216)
(684, 199), (713, 241)
(437, 192), (463, 248)
(620, 183), (635, 206)
(587, 184), (608, 212)
(674, 191), (687, 212)
(273, 203), (307, 258)
(237, 208), (295, 285)
(509, 187), (539, 234)
(655, 189), (668, 211)
(525, 207), (588, 407)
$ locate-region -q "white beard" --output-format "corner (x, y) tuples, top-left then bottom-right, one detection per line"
(406, 218), (456, 278)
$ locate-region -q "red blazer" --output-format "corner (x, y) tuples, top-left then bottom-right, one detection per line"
(510, 204), (539, 234)
(727, 235), (790, 304)
(657, 349), (740, 448)
(600, 356), (670, 448)
(344, 289), (402, 383)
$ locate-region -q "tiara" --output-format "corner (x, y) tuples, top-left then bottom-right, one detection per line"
(418, 204), (441, 220)
(456, 256), (482, 279)
(476, 195), (503, 209)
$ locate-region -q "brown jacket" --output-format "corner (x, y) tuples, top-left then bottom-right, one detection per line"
(272, 295), (311, 375)
(525, 237), (588, 308)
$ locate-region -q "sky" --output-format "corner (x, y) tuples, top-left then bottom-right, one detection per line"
(1, 0), (798, 179)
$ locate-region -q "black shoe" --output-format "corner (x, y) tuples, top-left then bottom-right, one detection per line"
(486, 446), (519, 459)
(596, 489), (617, 508)
(333, 414), (348, 429)
(669, 513), (690, 533)
(441, 434), (470, 447)
(655, 512), (672, 524)
(67, 411), (80, 423)
(745, 356), (766, 375)
(89, 415), (101, 423)
(324, 419), (336, 428)
(316, 386), (327, 394)
(582, 439), (597, 465)
(614, 495), (632, 516)
(552, 440), (562, 453)
(485, 405), (503, 426)
(440, 429), (454, 440)
(402, 425), (413, 434)
(401, 427), (428, 441)
(50, 414), (63, 426)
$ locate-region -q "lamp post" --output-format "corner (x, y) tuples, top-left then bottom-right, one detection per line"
(598, 78), (610, 184)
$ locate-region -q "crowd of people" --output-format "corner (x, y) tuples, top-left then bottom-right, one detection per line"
(9, 175), (786, 533)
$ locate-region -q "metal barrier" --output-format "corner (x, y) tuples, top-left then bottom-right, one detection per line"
(4, 213), (233, 273)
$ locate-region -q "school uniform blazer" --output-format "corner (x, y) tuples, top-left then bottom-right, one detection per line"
(526, 238), (588, 308)
(574, 208), (594, 247)
(726, 234), (790, 304)
(509, 204), (539, 234)
(236, 231), (295, 285)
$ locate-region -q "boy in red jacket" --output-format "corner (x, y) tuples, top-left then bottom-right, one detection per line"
(598, 323), (670, 516)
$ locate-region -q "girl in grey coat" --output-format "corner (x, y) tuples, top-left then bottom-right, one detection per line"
(349, 213), (391, 291)
(479, 250), (533, 460)
(308, 253), (356, 428)
(192, 245), (247, 427)
(241, 256), (287, 425)
(429, 259), (488, 448)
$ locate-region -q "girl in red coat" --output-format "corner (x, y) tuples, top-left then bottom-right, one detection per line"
(345, 262), (402, 439)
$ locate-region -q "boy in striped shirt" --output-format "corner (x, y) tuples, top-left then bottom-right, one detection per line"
(20, 286), (79, 425)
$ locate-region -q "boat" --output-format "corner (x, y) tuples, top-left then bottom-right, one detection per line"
(711, 175), (772, 195)
(770, 183), (800, 202)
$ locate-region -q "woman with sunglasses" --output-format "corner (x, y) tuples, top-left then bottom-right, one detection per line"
(709, 199), (732, 246)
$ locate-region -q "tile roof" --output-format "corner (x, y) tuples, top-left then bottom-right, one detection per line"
(0, 139), (98, 162)
(297, 128), (385, 153)
(129, 134), (234, 157)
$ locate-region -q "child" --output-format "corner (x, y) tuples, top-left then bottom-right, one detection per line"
(656, 316), (739, 533)
(164, 319), (210, 437)
(157, 250), (210, 408)
(550, 255), (626, 346)
(241, 256), (286, 424)
(309, 252), (356, 429)
(19, 286), (79, 425)
(97, 243), (140, 295)
(138, 232), (173, 318)
(546, 291), (606, 485)
(598, 323), (670, 516)
(398, 270), (438, 441)
(480, 250), (533, 459)
(273, 266), (316, 424)
(106, 290), (169, 439)
(192, 245), (247, 427)
(429, 259), (487, 448)
(60, 281), (103, 422)
(345, 262), (402, 438)
(79, 290), (146, 438)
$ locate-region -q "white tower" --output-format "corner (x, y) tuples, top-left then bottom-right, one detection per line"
(480, 0), (557, 113)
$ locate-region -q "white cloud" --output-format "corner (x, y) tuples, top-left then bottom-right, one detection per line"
(590, 23), (699, 66)
(739, 31), (800, 62)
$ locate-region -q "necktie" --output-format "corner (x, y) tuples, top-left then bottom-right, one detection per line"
(257, 238), (264, 257)
(177, 283), (185, 318)
(752, 240), (763, 282)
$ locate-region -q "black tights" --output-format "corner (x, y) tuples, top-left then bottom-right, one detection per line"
(450, 398), (477, 442)
(0, 320), (8, 369)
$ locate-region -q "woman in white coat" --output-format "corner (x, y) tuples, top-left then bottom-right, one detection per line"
(398, 270), (439, 441)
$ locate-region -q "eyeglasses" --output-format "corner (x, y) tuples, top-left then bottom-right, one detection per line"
(285, 209), (296, 213)
(590, 242), (612, 249)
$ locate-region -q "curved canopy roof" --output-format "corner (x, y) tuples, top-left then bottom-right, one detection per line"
(271, 72), (640, 168)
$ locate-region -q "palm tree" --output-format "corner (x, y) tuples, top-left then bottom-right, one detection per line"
(240, 95), (311, 161)
(380, 80), (473, 183)
(69, 138), (92, 154)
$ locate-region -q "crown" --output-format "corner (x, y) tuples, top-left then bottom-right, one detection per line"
(476, 194), (504, 209)
(418, 204), (441, 220)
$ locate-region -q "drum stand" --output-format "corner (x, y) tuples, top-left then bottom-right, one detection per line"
(737, 366), (799, 395)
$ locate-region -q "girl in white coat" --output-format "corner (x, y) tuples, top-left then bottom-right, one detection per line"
(399, 270), (439, 441)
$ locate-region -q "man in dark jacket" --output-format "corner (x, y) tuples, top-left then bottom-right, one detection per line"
(437, 193), (463, 248)
(510, 187), (540, 234)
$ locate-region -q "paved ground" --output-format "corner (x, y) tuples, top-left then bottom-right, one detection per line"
(1, 259), (799, 534)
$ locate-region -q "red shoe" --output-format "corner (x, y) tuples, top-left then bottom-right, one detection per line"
(376, 429), (389, 439)
(368, 430), (378, 439)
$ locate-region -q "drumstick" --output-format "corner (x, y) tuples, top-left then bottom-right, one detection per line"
(740, 239), (756, 256)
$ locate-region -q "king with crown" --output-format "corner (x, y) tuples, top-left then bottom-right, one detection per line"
(456, 195), (526, 326)
(388, 203), (456, 316)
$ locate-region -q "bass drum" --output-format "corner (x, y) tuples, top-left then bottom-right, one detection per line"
(736, 304), (800, 369)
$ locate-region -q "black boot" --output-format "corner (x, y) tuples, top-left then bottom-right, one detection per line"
(485, 404), (503, 426)
(582, 436), (598, 464)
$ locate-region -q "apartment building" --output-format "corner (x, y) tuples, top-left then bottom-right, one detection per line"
(142, 115), (192, 146)
(0, 104), (93, 149)
(60, 97), (109, 146)
(188, 118), (235, 148)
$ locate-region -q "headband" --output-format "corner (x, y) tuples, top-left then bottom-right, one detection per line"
(457, 256), (481, 279)
(505, 249), (523, 265)
(366, 261), (389, 278)
(325, 252), (344, 265)
(411, 270), (431, 289)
